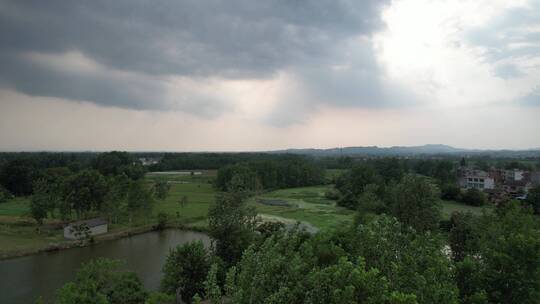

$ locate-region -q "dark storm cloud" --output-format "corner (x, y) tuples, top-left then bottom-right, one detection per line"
(0, 0), (391, 114)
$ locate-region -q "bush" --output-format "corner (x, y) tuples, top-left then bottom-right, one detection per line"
(324, 188), (340, 200)
(461, 189), (486, 206)
(441, 184), (462, 201)
(0, 185), (14, 203)
(156, 212), (168, 230)
(161, 241), (210, 302)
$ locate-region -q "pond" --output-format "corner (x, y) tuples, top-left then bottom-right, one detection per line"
(0, 229), (211, 304)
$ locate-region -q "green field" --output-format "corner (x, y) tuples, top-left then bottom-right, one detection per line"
(249, 185), (354, 231)
(441, 200), (491, 219)
(0, 197), (31, 217)
(0, 170), (492, 257)
(0, 171), (217, 257)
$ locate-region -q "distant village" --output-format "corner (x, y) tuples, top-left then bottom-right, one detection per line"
(459, 166), (540, 202)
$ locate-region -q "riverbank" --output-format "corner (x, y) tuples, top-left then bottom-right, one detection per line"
(0, 229), (212, 304)
(0, 220), (212, 261)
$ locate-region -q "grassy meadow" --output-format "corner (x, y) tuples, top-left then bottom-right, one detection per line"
(0, 168), (490, 257)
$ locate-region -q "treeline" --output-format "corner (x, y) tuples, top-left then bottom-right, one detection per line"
(215, 159), (324, 192)
(30, 169), (154, 225)
(51, 192), (540, 304)
(0, 151), (145, 197)
(148, 152), (322, 171)
(0, 152), (157, 225)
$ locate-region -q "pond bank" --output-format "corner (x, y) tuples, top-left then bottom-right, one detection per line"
(0, 222), (209, 261)
(0, 229), (212, 304)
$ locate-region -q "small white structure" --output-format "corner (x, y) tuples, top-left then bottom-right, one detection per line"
(459, 169), (495, 190)
(504, 169), (525, 182)
(64, 218), (108, 240)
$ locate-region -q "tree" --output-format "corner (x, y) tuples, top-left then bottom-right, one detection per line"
(69, 222), (92, 245)
(441, 183), (461, 201)
(354, 184), (386, 224)
(126, 180), (154, 224)
(434, 160), (455, 185)
(93, 151), (145, 180)
(461, 188), (486, 206)
(455, 257), (488, 304)
(524, 185), (540, 215)
(103, 174), (131, 223)
(388, 175), (441, 232)
(161, 241), (210, 303)
(204, 263), (223, 304)
(63, 170), (108, 219)
(448, 212), (479, 262)
(156, 212), (168, 230)
(353, 216), (458, 304)
(56, 258), (148, 304)
(225, 230), (417, 304)
(474, 203), (540, 303)
(30, 181), (48, 226)
(335, 164), (382, 209)
(0, 184), (13, 203)
(0, 159), (35, 195)
(208, 192), (257, 265)
(153, 179), (171, 200)
(179, 195), (188, 208)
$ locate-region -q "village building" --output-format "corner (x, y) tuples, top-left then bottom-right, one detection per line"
(458, 169), (495, 190)
(139, 157), (159, 166)
(64, 218), (108, 240)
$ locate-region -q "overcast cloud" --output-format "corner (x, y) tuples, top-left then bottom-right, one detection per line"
(0, 0), (539, 150)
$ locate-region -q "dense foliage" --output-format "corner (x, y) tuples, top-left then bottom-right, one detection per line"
(215, 159), (324, 192)
(161, 241), (210, 303)
(208, 192), (257, 265)
(56, 259), (148, 304)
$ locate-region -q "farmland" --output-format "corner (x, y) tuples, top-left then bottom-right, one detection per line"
(0, 169), (489, 258)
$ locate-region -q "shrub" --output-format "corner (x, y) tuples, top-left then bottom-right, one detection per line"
(462, 189), (486, 206)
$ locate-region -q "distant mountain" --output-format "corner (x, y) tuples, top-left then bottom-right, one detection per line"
(270, 144), (540, 157)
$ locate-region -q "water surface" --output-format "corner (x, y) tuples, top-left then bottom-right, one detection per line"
(0, 230), (210, 304)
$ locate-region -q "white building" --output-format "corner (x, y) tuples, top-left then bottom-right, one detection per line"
(64, 218), (108, 240)
(459, 169), (495, 190)
(504, 169), (525, 182)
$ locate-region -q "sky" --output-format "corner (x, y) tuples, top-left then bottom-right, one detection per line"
(0, 0), (539, 151)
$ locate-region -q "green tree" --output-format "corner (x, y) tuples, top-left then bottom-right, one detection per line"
(63, 170), (108, 219)
(30, 180), (48, 226)
(388, 175), (441, 232)
(354, 184), (386, 224)
(208, 192), (257, 265)
(145, 292), (175, 304)
(56, 258), (148, 304)
(225, 230), (416, 304)
(475, 203), (540, 303)
(353, 216), (458, 304)
(93, 151), (146, 180)
(161, 241), (210, 303)
(461, 188), (486, 206)
(335, 164), (382, 209)
(524, 185), (540, 215)
(455, 257), (488, 304)
(441, 183), (461, 201)
(103, 174), (130, 223)
(156, 212), (168, 230)
(0, 184), (13, 203)
(153, 179), (171, 200)
(204, 263), (223, 304)
(126, 180), (154, 224)
(448, 212), (479, 262)
(0, 159), (35, 195)
(179, 195), (188, 208)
